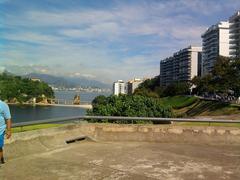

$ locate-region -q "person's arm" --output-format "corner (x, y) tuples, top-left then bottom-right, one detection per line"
(3, 102), (12, 139)
(6, 119), (12, 139)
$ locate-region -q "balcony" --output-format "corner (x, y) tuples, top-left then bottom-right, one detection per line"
(229, 51), (237, 56)
(229, 28), (240, 34)
(229, 33), (240, 39)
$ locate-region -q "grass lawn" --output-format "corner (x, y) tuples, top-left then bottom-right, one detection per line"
(185, 100), (240, 117)
(160, 96), (240, 117)
(160, 96), (199, 109)
(12, 124), (64, 133)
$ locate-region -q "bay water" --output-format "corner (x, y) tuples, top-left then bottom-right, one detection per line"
(10, 91), (111, 123)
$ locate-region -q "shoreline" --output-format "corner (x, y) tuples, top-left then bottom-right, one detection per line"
(8, 102), (92, 109)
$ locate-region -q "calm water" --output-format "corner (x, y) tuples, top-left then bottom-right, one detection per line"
(10, 91), (111, 123)
(54, 91), (110, 102)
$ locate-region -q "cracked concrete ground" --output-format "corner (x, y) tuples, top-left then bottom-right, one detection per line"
(0, 141), (240, 180)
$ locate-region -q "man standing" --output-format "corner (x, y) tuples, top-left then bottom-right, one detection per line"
(0, 100), (12, 165)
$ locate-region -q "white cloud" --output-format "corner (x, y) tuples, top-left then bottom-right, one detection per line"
(1, 64), (51, 75)
(0, 66), (6, 73)
(69, 72), (96, 79)
(2, 0), (240, 83)
(60, 22), (120, 39)
(17, 10), (115, 28)
(4, 32), (63, 45)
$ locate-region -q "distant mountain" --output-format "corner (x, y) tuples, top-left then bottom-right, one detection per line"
(25, 73), (74, 87)
(64, 76), (111, 88)
(0, 70), (15, 76)
(24, 73), (111, 88)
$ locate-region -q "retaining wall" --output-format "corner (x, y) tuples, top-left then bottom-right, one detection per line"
(76, 123), (240, 145)
(7, 123), (240, 145)
(4, 123), (240, 159)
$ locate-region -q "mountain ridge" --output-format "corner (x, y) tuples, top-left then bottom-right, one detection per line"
(24, 73), (111, 89)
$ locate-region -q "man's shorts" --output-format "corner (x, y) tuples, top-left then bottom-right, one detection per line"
(0, 132), (5, 148)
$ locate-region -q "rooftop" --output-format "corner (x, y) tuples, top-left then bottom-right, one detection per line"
(201, 21), (229, 37)
(1, 123), (240, 179)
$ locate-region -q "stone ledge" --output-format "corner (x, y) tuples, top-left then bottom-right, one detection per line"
(5, 123), (240, 146)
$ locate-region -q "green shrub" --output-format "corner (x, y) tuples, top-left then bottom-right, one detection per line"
(87, 94), (173, 123)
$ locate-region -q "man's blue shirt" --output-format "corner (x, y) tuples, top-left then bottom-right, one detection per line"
(0, 100), (11, 135)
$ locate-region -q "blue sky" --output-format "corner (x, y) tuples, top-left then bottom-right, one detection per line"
(1, 0), (240, 83)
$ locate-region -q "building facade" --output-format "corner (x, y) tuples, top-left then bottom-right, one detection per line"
(160, 46), (202, 87)
(229, 11), (240, 58)
(113, 80), (127, 95)
(201, 21), (229, 75)
(127, 78), (143, 94)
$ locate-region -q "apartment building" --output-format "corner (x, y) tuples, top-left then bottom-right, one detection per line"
(229, 11), (240, 58)
(127, 78), (143, 94)
(201, 21), (229, 75)
(113, 80), (127, 95)
(160, 46), (202, 87)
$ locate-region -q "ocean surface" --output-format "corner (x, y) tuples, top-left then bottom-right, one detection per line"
(10, 91), (111, 123)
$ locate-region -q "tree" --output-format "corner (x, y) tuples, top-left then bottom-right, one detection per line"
(0, 73), (54, 102)
(163, 82), (190, 97)
(192, 56), (240, 97)
(192, 74), (214, 95)
(229, 58), (240, 96)
(87, 95), (173, 122)
(134, 76), (165, 97)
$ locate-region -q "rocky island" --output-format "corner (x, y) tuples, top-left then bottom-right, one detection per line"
(0, 73), (54, 104)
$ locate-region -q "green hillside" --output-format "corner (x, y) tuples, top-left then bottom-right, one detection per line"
(0, 73), (54, 103)
(162, 95), (240, 118)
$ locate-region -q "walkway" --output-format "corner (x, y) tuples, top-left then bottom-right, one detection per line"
(1, 141), (240, 179)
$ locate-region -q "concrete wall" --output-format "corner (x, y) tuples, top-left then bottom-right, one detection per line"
(190, 51), (199, 79)
(77, 124), (240, 145)
(6, 123), (240, 145)
(219, 28), (230, 57)
(4, 123), (240, 159)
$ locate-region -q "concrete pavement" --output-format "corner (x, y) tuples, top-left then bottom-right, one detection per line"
(1, 141), (240, 180)
(0, 123), (240, 179)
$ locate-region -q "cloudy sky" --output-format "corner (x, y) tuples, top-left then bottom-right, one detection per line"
(1, 0), (239, 83)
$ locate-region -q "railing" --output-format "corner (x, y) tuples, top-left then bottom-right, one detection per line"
(12, 116), (240, 128)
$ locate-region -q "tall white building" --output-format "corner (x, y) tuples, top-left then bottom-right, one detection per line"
(113, 80), (127, 95)
(201, 21), (230, 75)
(160, 46), (202, 86)
(127, 78), (143, 94)
(229, 11), (240, 58)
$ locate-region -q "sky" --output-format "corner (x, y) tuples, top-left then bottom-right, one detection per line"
(0, 0), (240, 84)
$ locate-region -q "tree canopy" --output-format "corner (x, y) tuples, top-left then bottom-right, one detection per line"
(88, 94), (173, 120)
(192, 56), (240, 97)
(0, 73), (54, 102)
(134, 76), (190, 98)
(135, 56), (240, 98)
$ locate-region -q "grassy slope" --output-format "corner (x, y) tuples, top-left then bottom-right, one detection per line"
(185, 101), (240, 117)
(160, 96), (198, 109)
(159, 96), (240, 118)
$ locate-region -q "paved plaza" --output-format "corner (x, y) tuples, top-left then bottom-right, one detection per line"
(0, 140), (240, 180)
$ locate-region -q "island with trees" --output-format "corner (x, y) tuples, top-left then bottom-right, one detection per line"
(0, 73), (54, 104)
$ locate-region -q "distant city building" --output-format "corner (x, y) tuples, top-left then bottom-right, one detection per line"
(127, 78), (143, 94)
(160, 46), (202, 87)
(113, 80), (127, 95)
(229, 11), (240, 58)
(201, 21), (230, 75)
